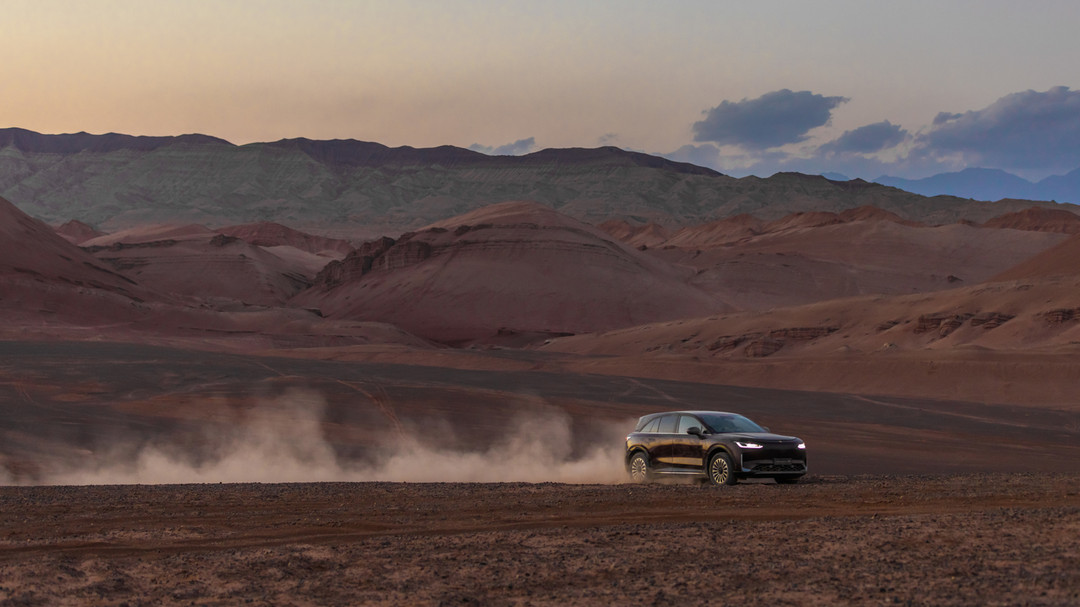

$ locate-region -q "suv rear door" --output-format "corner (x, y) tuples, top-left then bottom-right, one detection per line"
(647, 414), (679, 469)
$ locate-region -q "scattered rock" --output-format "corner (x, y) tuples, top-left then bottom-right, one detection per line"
(707, 335), (757, 352)
(312, 236), (415, 288)
(1042, 308), (1080, 324)
(356, 236), (396, 258)
(914, 313), (973, 337)
(969, 312), (1015, 329)
(767, 327), (839, 341)
(209, 234), (239, 247)
(938, 315), (972, 337)
(744, 337), (784, 357)
(371, 240), (433, 272)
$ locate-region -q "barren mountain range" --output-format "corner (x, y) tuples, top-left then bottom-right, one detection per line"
(3, 128), (1078, 237)
(874, 166), (1080, 203)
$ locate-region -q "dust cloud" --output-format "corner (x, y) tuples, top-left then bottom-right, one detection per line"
(34, 390), (635, 486)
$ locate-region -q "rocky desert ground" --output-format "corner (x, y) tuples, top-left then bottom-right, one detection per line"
(2, 475), (1078, 606)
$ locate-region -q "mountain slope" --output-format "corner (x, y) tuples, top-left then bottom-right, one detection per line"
(981, 206), (1080, 234)
(0, 127), (229, 153)
(874, 168), (1039, 201)
(539, 274), (1080, 407)
(0, 195), (160, 328)
(1, 196), (435, 348)
(641, 211), (1067, 310)
(293, 201), (730, 343)
(1035, 167), (1080, 202)
(990, 234), (1080, 282)
(874, 166), (1080, 204)
(542, 275), (1080, 359)
(53, 219), (103, 244)
(84, 232), (314, 306)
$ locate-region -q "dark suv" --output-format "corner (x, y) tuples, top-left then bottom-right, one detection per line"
(625, 411), (806, 485)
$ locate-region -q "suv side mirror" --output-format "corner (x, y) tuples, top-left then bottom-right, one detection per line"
(687, 426), (704, 437)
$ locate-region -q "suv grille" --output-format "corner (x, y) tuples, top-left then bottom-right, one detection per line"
(750, 462), (806, 473)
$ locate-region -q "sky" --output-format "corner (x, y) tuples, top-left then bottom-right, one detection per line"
(3, 0), (1080, 180)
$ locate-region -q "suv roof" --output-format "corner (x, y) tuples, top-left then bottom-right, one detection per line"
(634, 410), (738, 431)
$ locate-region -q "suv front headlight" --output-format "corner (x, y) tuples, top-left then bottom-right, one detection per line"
(735, 441), (763, 449)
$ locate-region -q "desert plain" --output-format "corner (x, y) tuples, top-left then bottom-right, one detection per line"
(2, 134), (1080, 604)
(2, 475), (1079, 606)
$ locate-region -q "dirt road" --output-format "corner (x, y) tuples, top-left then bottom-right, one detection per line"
(2, 474), (1078, 605)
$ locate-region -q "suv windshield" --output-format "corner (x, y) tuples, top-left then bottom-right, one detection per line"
(698, 413), (766, 434)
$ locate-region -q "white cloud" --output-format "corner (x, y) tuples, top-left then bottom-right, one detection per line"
(468, 137), (537, 156)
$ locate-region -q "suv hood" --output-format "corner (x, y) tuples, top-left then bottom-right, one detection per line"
(719, 432), (801, 443)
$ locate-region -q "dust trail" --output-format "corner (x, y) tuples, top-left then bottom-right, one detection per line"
(30, 390), (635, 486)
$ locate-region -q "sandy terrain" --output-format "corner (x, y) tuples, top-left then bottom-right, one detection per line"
(652, 220), (1067, 310)
(1, 474), (1078, 605)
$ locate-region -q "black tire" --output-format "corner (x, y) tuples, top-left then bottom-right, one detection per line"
(628, 452), (651, 484)
(707, 452), (737, 486)
(775, 477), (800, 485)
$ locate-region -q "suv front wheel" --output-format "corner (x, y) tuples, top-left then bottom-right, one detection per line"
(707, 452), (737, 486)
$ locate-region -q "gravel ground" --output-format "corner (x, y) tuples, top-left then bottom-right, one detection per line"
(1, 474), (1078, 606)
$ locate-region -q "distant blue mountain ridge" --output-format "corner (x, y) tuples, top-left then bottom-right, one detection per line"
(866, 167), (1080, 204)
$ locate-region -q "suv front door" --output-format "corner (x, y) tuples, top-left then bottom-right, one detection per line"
(670, 414), (707, 470)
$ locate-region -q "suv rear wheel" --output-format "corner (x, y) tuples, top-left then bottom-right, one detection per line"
(628, 452), (650, 483)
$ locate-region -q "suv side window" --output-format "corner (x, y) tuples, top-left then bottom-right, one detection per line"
(657, 414), (678, 434)
(641, 417), (661, 433)
(677, 415), (700, 434)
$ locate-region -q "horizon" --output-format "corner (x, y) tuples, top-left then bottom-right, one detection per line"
(4, 124), (1079, 189)
(3, 2), (1080, 181)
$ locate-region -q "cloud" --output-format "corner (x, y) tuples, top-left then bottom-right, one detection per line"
(694, 144), (952, 180)
(670, 86), (1080, 180)
(818, 120), (909, 155)
(918, 86), (1080, 171)
(933, 112), (963, 126)
(663, 143), (721, 168)
(597, 133), (620, 146)
(692, 89), (848, 150)
(468, 137), (536, 156)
